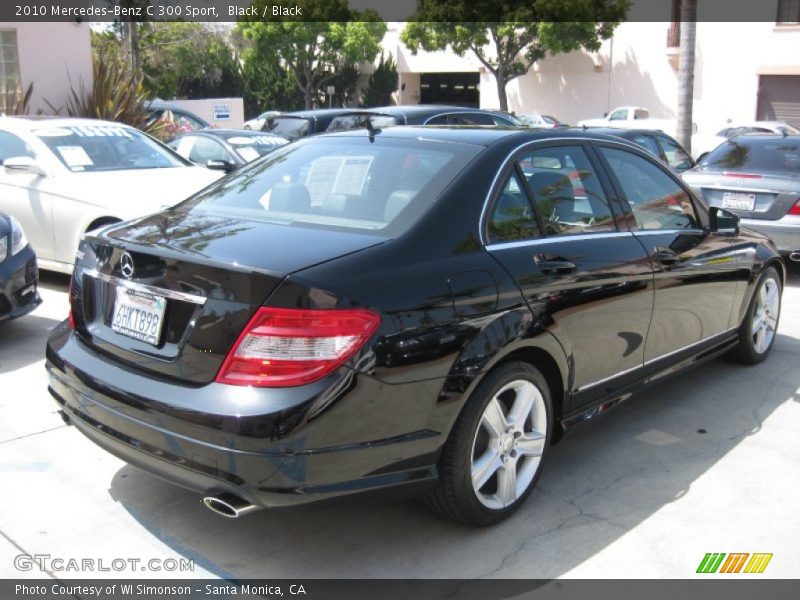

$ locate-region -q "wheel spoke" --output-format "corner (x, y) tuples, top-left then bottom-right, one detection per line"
(472, 449), (502, 491)
(496, 462), (518, 506)
(751, 313), (763, 334)
(507, 383), (536, 431)
(758, 284), (767, 308)
(516, 432), (545, 457)
(481, 398), (507, 438)
(765, 313), (778, 331)
(765, 283), (778, 308)
(755, 325), (767, 352)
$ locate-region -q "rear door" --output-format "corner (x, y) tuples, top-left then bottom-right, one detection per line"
(596, 143), (740, 361)
(485, 141), (654, 406)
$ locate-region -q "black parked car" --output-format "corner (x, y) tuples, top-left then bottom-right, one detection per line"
(47, 128), (784, 526)
(586, 127), (695, 172)
(167, 129), (289, 173)
(267, 105), (521, 140)
(0, 212), (40, 321)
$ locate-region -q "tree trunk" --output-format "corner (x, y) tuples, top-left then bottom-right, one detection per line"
(304, 84), (314, 110)
(495, 71), (508, 112)
(676, 0), (697, 153)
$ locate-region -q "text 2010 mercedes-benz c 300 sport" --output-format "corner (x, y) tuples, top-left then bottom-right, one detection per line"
(46, 128), (785, 526)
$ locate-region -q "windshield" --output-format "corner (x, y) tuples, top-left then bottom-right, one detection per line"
(225, 134), (289, 162)
(701, 138), (800, 174)
(326, 114), (402, 133)
(265, 117), (311, 141)
(178, 136), (482, 236)
(34, 124), (185, 172)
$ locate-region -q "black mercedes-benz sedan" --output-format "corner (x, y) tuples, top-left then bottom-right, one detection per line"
(0, 212), (40, 321)
(46, 127), (784, 526)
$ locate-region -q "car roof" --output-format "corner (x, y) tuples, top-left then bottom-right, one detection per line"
(725, 133), (800, 141)
(0, 115), (138, 131)
(581, 127), (668, 137)
(318, 125), (637, 147)
(178, 129), (286, 138)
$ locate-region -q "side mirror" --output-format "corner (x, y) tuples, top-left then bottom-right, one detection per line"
(4, 156), (46, 176)
(710, 206), (739, 236)
(206, 159), (237, 173)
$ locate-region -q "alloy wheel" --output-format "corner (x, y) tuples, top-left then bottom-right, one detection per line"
(752, 277), (780, 354)
(471, 379), (547, 509)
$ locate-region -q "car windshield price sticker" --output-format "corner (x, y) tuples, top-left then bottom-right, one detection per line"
(111, 287), (167, 346)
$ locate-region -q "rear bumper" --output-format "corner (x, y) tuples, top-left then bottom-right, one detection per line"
(45, 323), (442, 509)
(0, 245), (41, 321)
(740, 215), (800, 254)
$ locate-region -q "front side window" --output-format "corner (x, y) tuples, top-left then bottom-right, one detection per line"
(225, 134), (288, 162)
(655, 133), (693, 170)
(181, 137), (481, 236)
(34, 124), (185, 172)
(600, 146), (698, 230)
(0, 130), (34, 164)
(519, 145), (616, 235)
(188, 137), (230, 164)
(487, 171), (539, 243)
(628, 133), (661, 158)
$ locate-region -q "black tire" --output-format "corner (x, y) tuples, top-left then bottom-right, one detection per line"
(727, 266), (782, 365)
(423, 361), (552, 526)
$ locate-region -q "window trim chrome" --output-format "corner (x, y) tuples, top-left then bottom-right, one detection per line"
(83, 269), (208, 306)
(479, 136), (650, 246)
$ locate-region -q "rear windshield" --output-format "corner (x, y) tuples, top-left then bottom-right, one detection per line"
(178, 135), (482, 236)
(701, 138), (800, 174)
(265, 117), (311, 140)
(326, 114), (402, 133)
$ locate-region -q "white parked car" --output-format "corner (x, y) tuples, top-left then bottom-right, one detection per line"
(0, 117), (222, 274)
(243, 111), (282, 131)
(691, 121), (799, 160)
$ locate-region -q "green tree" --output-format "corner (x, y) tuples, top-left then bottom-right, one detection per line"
(401, 0), (629, 112)
(362, 53), (398, 107)
(237, 0), (387, 109)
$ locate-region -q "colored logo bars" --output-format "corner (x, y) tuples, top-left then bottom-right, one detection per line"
(696, 553), (773, 574)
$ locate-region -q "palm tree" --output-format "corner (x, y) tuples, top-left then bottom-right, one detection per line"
(676, 0), (697, 154)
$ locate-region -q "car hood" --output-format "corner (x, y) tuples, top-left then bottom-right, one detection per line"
(53, 167), (222, 216)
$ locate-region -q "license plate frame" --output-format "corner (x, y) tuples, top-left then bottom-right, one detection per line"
(721, 192), (756, 211)
(111, 286), (167, 346)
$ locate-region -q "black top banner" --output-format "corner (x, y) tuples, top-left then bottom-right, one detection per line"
(0, 0), (791, 23)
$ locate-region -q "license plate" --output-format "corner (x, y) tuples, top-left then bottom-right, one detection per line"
(721, 192), (756, 211)
(111, 286), (166, 346)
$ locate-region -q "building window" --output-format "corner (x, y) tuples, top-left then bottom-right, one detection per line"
(0, 30), (21, 112)
(777, 0), (800, 24)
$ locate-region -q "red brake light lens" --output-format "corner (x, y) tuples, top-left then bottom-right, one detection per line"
(67, 277), (75, 329)
(722, 171), (762, 179)
(789, 199), (800, 216)
(216, 307), (381, 387)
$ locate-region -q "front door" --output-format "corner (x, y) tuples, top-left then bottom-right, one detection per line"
(595, 144), (740, 362)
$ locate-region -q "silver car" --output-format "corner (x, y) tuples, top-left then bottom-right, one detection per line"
(682, 134), (800, 262)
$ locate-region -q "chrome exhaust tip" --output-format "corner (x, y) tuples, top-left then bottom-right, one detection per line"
(202, 493), (260, 519)
(789, 251), (800, 263)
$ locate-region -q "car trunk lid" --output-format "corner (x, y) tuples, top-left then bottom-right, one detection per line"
(688, 170), (800, 220)
(71, 211), (384, 384)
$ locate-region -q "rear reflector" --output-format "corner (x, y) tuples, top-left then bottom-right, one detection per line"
(722, 171), (762, 179)
(789, 199), (800, 216)
(216, 307), (381, 387)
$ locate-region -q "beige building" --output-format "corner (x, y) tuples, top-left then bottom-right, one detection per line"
(384, 0), (800, 134)
(0, 22), (92, 115)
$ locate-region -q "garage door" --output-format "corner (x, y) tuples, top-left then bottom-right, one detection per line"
(757, 75), (800, 128)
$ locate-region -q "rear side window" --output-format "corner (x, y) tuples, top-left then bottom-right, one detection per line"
(702, 138), (800, 174)
(628, 133), (661, 157)
(518, 146), (617, 235)
(181, 137), (481, 236)
(655, 133), (693, 170)
(600, 147), (698, 230)
(266, 117), (311, 140)
(487, 172), (539, 243)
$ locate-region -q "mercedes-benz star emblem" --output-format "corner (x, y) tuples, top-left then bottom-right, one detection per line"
(120, 252), (135, 279)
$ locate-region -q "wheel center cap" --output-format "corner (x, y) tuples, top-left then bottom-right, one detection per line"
(501, 435), (514, 453)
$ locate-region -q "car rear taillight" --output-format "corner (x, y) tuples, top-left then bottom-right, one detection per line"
(722, 171), (762, 179)
(789, 199), (800, 216)
(216, 307), (381, 387)
(67, 277), (75, 329)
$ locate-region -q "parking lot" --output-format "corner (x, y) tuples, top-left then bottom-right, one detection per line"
(1, 265), (798, 580)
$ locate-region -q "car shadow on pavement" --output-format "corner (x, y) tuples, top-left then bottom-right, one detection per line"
(106, 331), (800, 579)
(0, 313), (62, 374)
